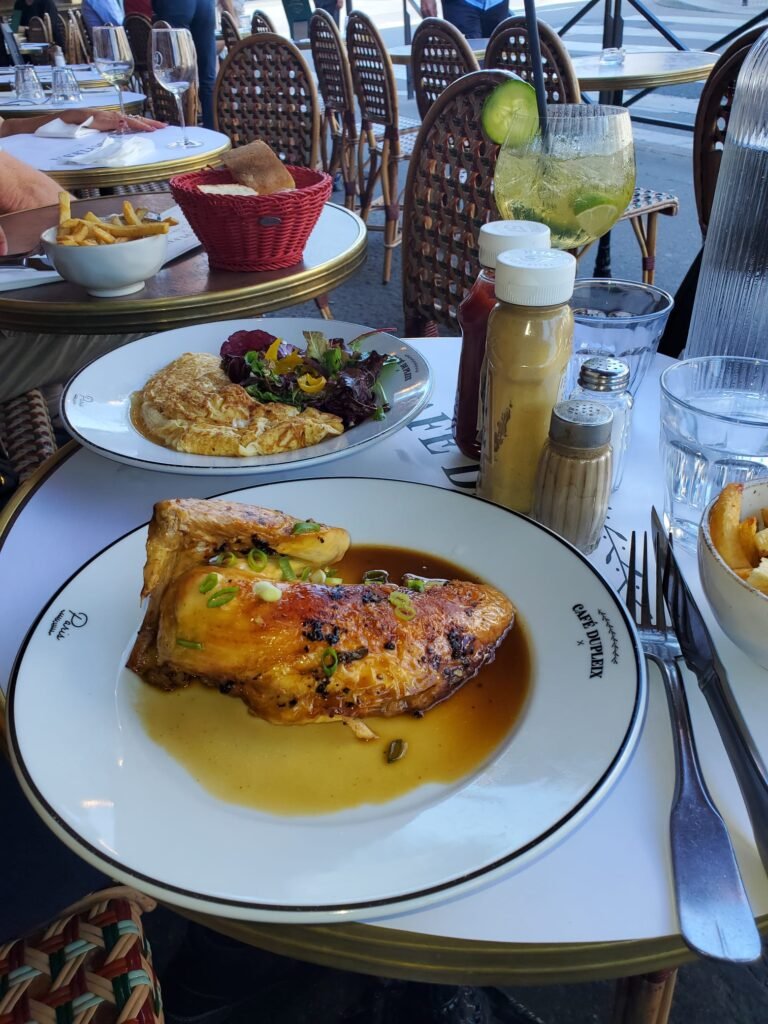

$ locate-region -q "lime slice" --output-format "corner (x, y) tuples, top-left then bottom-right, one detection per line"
(573, 198), (619, 238)
(481, 78), (539, 146)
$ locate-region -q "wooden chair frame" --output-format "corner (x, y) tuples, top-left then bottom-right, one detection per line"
(310, 9), (358, 209)
(484, 16), (581, 103)
(220, 9), (241, 51)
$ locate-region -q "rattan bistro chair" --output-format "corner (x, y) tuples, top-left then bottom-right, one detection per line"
(411, 18), (480, 120)
(220, 9), (241, 51)
(67, 9), (92, 63)
(125, 14), (153, 108)
(214, 33), (320, 166)
(485, 16), (677, 284)
(250, 9), (276, 34)
(402, 70), (513, 336)
(310, 9), (358, 207)
(346, 10), (420, 283)
(693, 26), (763, 237)
(26, 15), (50, 43)
(145, 23), (199, 126)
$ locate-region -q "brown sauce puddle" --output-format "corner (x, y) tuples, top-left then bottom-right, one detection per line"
(135, 545), (531, 815)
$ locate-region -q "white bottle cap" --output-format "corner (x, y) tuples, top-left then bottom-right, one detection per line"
(478, 221), (551, 269)
(494, 249), (577, 307)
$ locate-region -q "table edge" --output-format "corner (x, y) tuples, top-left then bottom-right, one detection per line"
(44, 138), (231, 189)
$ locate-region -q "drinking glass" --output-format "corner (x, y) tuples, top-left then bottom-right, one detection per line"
(494, 104), (636, 250)
(14, 65), (45, 104)
(660, 356), (768, 548)
(92, 25), (134, 133)
(51, 67), (82, 103)
(151, 27), (201, 149)
(567, 279), (674, 397)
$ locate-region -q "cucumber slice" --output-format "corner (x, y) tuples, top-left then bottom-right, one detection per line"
(481, 78), (539, 146)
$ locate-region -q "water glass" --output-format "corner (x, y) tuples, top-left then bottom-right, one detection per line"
(51, 67), (81, 103)
(15, 65), (45, 104)
(151, 27), (201, 148)
(567, 279), (674, 397)
(660, 356), (768, 548)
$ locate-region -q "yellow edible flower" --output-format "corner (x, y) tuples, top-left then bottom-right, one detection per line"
(275, 351), (303, 374)
(264, 338), (283, 362)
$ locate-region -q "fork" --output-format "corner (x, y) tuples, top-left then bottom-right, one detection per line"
(626, 532), (760, 962)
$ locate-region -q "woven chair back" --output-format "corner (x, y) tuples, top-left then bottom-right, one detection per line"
(214, 32), (320, 167)
(125, 14), (152, 105)
(221, 9), (241, 50)
(484, 16), (580, 103)
(411, 17), (479, 120)
(71, 7), (92, 45)
(144, 25), (199, 125)
(67, 9), (92, 62)
(27, 15), (50, 43)
(57, 13), (74, 62)
(310, 10), (356, 124)
(346, 10), (399, 130)
(251, 9), (276, 33)
(402, 69), (515, 336)
(693, 26), (763, 237)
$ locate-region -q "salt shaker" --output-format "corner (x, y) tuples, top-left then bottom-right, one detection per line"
(532, 400), (613, 555)
(569, 356), (633, 491)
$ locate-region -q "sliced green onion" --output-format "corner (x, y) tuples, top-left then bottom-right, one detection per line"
(207, 587), (238, 608)
(300, 566), (313, 581)
(213, 551), (236, 567)
(247, 548), (268, 572)
(394, 605), (417, 621)
(389, 591), (417, 620)
(362, 569), (389, 584)
(405, 579), (426, 593)
(291, 521), (322, 535)
(325, 576), (343, 586)
(279, 556), (296, 581)
(373, 407), (385, 422)
(310, 569), (327, 584)
(198, 572), (219, 594)
(252, 580), (282, 602)
(321, 647), (338, 677)
(176, 638), (204, 650)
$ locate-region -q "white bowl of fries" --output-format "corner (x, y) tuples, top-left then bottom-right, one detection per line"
(41, 196), (171, 297)
(699, 479), (768, 669)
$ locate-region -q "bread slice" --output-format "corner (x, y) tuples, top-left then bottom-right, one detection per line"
(198, 183), (260, 196)
(221, 141), (296, 195)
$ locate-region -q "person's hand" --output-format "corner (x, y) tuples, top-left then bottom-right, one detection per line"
(420, 0), (437, 15)
(77, 111), (167, 133)
(0, 226), (7, 258)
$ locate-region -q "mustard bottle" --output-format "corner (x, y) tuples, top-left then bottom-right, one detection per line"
(477, 249), (576, 515)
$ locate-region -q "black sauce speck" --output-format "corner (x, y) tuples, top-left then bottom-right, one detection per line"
(218, 681), (235, 695)
(383, 640), (396, 650)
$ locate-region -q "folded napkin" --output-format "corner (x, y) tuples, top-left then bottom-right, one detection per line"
(35, 116), (97, 139)
(0, 267), (62, 293)
(64, 135), (154, 167)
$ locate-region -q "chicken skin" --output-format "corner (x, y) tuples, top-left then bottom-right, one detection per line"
(128, 499), (515, 727)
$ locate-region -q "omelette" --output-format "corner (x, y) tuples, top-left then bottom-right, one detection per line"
(130, 352), (344, 457)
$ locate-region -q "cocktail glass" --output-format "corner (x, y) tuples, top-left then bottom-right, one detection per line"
(494, 104), (636, 250)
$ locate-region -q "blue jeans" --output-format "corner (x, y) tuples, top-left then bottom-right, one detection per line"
(442, 0), (509, 39)
(152, 0), (217, 129)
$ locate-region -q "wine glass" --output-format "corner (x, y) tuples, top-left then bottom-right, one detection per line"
(151, 27), (202, 149)
(494, 104), (636, 251)
(91, 25), (134, 135)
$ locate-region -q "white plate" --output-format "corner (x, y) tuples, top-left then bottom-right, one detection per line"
(8, 479), (646, 923)
(61, 318), (432, 475)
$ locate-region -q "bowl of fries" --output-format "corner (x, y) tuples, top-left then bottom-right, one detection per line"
(699, 479), (768, 668)
(41, 195), (172, 297)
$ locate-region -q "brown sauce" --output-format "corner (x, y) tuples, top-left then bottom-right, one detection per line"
(135, 545), (531, 815)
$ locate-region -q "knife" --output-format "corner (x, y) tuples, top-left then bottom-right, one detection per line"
(652, 506), (768, 877)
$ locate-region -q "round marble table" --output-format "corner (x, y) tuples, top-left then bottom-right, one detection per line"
(0, 192), (367, 333)
(0, 89), (145, 119)
(0, 126), (230, 190)
(572, 49), (717, 93)
(0, 65), (108, 91)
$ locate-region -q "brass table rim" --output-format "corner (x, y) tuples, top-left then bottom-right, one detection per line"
(1, 443), (767, 986)
(42, 138), (231, 189)
(573, 52), (717, 92)
(0, 100), (143, 119)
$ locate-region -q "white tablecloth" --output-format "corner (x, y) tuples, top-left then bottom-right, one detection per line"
(2, 335), (767, 947)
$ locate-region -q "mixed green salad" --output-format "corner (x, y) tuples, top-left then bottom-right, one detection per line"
(220, 328), (398, 429)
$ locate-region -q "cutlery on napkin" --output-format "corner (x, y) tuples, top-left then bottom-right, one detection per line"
(62, 135), (154, 167)
(35, 116), (98, 138)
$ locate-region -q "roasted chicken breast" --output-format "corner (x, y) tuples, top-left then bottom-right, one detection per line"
(131, 352), (344, 457)
(128, 499), (515, 727)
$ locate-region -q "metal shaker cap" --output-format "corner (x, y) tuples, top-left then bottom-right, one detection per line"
(577, 357), (630, 392)
(549, 400), (613, 448)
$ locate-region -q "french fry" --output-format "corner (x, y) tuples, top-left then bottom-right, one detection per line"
(761, 508), (768, 530)
(89, 224), (117, 244)
(81, 239), (98, 246)
(739, 517), (759, 567)
(747, 559), (768, 595)
(71, 223), (89, 243)
(122, 200), (141, 225)
(57, 237), (77, 245)
(709, 483), (754, 577)
(162, 216), (179, 226)
(58, 192), (71, 225)
(756, 528), (768, 560)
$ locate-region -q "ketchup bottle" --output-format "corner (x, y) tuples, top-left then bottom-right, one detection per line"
(453, 221), (551, 460)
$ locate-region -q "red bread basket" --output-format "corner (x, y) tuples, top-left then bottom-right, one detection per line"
(169, 165), (332, 272)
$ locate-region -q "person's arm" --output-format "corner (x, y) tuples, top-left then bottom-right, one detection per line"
(0, 109), (166, 137)
(420, 0), (437, 15)
(0, 151), (66, 215)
